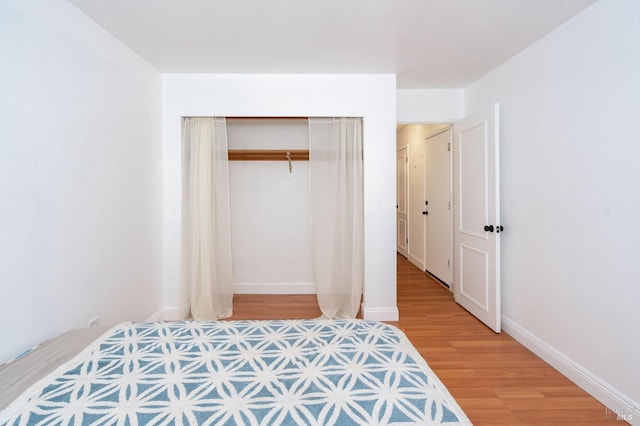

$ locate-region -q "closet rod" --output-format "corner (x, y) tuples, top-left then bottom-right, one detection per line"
(226, 116), (309, 120)
(228, 149), (309, 161)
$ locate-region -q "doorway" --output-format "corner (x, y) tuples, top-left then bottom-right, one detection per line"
(396, 124), (452, 287)
(397, 106), (502, 332)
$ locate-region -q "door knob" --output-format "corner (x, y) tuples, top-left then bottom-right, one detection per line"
(484, 225), (494, 232)
(422, 211), (428, 215)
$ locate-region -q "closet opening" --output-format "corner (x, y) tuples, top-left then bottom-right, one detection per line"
(226, 117), (313, 295)
(182, 116), (364, 320)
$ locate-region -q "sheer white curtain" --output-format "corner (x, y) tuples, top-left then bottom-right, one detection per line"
(181, 117), (234, 320)
(308, 117), (364, 319)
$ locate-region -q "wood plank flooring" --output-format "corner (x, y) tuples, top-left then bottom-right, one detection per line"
(229, 255), (625, 425)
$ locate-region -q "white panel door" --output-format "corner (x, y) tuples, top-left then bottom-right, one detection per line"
(453, 103), (501, 333)
(424, 128), (452, 285)
(397, 147), (408, 257)
(407, 139), (426, 270)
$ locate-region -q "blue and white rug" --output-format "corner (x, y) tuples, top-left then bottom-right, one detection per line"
(0, 320), (471, 425)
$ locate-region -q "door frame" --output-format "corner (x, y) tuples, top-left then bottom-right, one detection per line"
(396, 123), (453, 286)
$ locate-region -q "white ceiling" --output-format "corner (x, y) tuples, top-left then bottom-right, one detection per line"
(68, 0), (596, 88)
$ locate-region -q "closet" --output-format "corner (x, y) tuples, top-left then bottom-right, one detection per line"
(226, 118), (314, 294)
(182, 116), (364, 320)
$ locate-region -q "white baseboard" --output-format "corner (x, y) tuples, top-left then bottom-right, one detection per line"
(502, 315), (639, 425)
(362, 305), (399, 321)
(163, 306), (190, 321)
(233, 282), (315, 295)
(146, 309), (165, 322)
(406, 254), (424, 272)
(163, 296), (399, 323)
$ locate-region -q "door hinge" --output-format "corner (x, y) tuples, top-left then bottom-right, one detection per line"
(448, 201), (451, 210)
(447, 142), (451, 152)
(448, 259), (450, 268)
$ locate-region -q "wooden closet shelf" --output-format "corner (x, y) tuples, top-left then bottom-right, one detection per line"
(228, 150), (309, 161)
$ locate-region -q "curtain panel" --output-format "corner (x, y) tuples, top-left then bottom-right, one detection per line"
(308, 117), (364, 319)
(181, 117), (234, 320)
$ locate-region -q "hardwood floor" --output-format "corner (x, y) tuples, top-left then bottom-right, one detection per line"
(393, 254), (622, 425)
(229, 255), (624, 425)
(230, 293), (322, 320)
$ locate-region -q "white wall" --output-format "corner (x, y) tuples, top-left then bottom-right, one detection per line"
(466, 0), (640, 417)
(162, 74), (398, 321)
(397, 89), (464, 123)
(226, 119), (314, 294)
(0, 0), (163, 362)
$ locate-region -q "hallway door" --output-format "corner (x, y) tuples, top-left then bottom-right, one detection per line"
(397, 147), (408, 257)
(407, 137), (425, 270)
(453, 103), (501, 333)
(424, 128), (452, 285)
